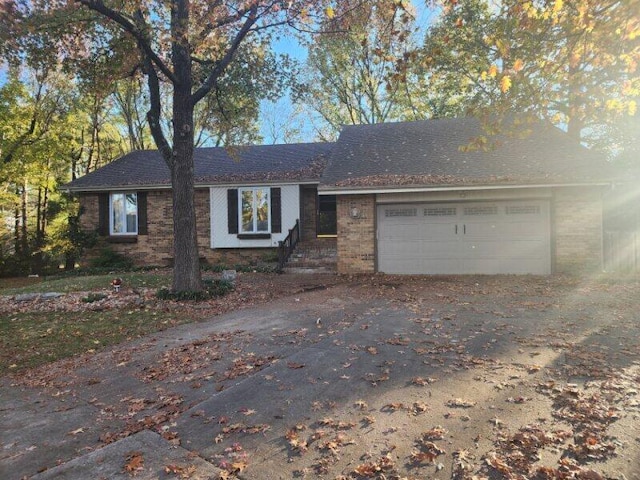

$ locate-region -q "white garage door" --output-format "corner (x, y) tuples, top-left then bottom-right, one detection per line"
(377, 201), (551, 274)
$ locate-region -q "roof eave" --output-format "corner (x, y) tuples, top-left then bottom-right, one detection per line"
(318, 181), (612, 195)
(64, 183), (172, 193)
(65, 178), (321, 194)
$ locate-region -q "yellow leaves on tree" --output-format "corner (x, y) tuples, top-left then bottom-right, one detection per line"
(606, 98), (637, 116)
(553, 0), (564, 14)
(325, 6), (335, 19)
(500, 75), (512, 93)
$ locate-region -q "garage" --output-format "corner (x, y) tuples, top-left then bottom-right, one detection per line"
(377, 200), (551, 274)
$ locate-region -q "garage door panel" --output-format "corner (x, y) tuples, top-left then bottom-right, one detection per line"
(465, 222), (544, 237)
(380, 240), (422, 256)
(420, 223), (457, 239)
(421, 242), (460, 258)
(462, 240), (547, 258)
(380, 224), (421, 239)
(377, 201), (550, 275)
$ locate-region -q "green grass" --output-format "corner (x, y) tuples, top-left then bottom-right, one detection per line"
(0, 309), (200, 372)
(0, 270), (241, 372)
(0, 271), (172, 295)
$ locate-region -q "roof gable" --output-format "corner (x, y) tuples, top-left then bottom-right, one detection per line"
(320, 117), (611, 188)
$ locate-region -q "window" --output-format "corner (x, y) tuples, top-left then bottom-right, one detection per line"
(110, 193), (138, 235)
(385, 208), (417, 217)
(239, 187), (270, 233)
(506, 205), (540, 215)
(464, 205), (497, 216)
(424, 207), (457, 216)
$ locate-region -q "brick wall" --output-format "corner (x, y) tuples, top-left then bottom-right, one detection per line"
(336, 194), (375, 273)
(553, 187), (604, 272)
(78, 189), (276, 268)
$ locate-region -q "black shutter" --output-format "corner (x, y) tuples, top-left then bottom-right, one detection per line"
(227, 189), (238, 234)
(98, 193), (109, 236)
(271, 187), (282, 233)
(137, 192), (148, 235)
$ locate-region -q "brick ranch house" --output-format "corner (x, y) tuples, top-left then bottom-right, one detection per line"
(65, 117), (623, 275)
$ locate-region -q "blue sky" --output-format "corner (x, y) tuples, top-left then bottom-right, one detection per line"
(259, 1), (437, 143)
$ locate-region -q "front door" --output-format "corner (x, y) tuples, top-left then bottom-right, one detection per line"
(317, 195), (337, 236)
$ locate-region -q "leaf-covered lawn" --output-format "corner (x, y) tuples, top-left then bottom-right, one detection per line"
(0, 309), (197, 372)
(0, 271), (172, 295)
(0, 272), (339, 373)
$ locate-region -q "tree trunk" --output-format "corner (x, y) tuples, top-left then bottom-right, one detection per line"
(170, 131), (202, 292)
(33, 187), (44, 274)
(567, 63), (583, 142)
(20, 182), (28, 257)
(567, 116), (583, 142)
(14, 199), (20, 256)
(170, 0), (202, 292)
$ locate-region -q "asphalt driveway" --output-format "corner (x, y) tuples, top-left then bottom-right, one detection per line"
(1, 275), (639, 479)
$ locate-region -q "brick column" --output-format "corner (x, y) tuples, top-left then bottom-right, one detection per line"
(554, 187), (603, 273)
(336, 194), (375, 273)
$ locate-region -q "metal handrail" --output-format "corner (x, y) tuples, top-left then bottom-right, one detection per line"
(277, 219), (300, 272)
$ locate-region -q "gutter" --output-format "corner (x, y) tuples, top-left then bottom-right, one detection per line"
(318, 182), (612, 196)
(64, 180), (321, 194)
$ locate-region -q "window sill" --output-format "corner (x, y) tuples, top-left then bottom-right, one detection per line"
(107, 235), (138, 243)
(237, 233), (271, 240)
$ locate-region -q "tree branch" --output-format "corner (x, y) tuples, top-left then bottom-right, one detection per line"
(75, 0), (178, 84)
(191, 5), (258, 105)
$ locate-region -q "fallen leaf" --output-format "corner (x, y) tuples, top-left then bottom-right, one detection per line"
(446, 398), (476, 408)
(124, 451), (144, 475)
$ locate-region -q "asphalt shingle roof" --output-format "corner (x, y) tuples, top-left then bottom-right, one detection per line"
(320, 117), (611, 189)
(66, 118), (613, 193)
(65, 143), (334, 191)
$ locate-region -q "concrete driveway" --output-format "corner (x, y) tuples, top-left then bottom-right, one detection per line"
(1, 275), (639, 479)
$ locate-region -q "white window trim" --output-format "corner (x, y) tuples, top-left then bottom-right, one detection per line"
(109, 192), (138, 235)
(238, 187), (271, 234)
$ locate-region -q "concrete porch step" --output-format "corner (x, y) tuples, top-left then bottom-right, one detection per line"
(282, 238), (337, 272)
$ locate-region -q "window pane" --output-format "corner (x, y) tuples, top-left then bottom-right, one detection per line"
(256, 189), (269, 232)
(126, 213), (137, 233)
(241, 190), (254, 232)
(125, 194), (137, 233)
(111, 193), (137, 234)
(112, 194), (124, 233)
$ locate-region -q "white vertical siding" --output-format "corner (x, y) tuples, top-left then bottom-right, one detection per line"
(210, 185), (301, 248)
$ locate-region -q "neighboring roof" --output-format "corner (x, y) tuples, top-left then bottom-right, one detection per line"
(320, 117), (612, 190)
(65, 143), (334, 192)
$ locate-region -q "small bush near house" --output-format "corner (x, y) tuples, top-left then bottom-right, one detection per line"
(82, 292), (108, 303)
(203, 263), (278, 274)
(156, 278), (234, 301)
(90, 247), (134, 270)
(261, 250), (279, 263)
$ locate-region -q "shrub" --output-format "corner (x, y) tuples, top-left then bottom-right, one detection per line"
(202, 263), (278, 274)
(82, 292), (107, 303)
(90, 247), (134, 270)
